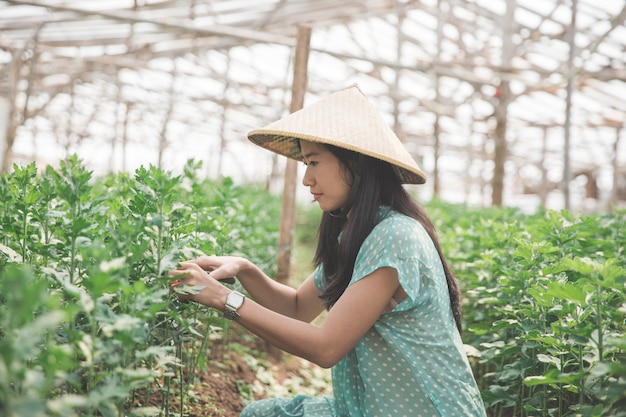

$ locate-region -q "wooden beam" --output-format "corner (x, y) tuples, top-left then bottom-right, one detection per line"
(6, 0), (295, 46)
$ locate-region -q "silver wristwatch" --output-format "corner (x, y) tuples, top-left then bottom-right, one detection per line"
(223, 291), (245, 320)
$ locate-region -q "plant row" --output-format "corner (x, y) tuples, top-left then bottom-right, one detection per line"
(0, 157), (281, 417)
(2, 156), (625, 417)
(426, 201), (626, 417)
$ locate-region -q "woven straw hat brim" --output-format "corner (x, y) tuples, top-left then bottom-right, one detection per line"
(248, 85), (427, 185)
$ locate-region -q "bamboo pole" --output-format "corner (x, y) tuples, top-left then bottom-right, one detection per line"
(275, 25), (311, 285)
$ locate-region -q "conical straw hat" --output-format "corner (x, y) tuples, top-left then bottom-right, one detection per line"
(248, 84), (427, 184)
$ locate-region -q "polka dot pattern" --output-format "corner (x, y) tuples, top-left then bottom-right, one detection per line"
(240, 207), (487, 417)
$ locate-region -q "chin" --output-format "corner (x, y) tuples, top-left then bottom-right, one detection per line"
(318, 199), (345, 213)
(321, 204), (342, 213)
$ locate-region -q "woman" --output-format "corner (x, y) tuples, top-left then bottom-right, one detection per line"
(170, 85), (487, 416)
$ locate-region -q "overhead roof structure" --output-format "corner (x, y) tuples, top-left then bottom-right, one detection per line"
(1, 0), (625, 212)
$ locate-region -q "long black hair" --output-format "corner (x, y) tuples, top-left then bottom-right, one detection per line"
(314, 144), (463, 334)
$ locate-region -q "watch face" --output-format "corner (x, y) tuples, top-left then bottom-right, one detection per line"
(224, 291), (245, 320)
(227, 291), (245, 309)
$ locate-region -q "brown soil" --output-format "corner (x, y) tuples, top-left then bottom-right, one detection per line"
(193, 347), (310, 416)
(192, 354), (257, 416)
(135, 323), (331, 417)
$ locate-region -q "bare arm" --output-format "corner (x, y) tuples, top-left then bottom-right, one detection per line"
(171, 261), (399, 368)
(238, 267), (399, 367)
(183, 256), (325, 322)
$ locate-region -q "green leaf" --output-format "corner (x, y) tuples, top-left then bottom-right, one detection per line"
(523, 369), (581, 386)
(128, 407), (162, 417)
(536, 353), (561, 368)
(99, 256), (126, 272)
(47, 394), (90, 414)
(545, 280), (587, 304)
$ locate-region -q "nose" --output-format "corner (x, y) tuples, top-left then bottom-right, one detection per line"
(302, 165), (313, 187)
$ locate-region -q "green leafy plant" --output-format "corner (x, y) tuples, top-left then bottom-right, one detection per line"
(0, 157), (281, 416)
(427, 201), (626, 417)
(2, 158), (623, 417)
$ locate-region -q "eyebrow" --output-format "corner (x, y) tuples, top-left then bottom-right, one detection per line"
(302, 151), (320, 160)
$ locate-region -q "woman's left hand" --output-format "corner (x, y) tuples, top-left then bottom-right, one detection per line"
(168, 261), (230, 308)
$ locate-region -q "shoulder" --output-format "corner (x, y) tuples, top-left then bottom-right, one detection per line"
(364, 208), (433, 258)
(377, 208), (417, 228)
(372, 208), (426, 240)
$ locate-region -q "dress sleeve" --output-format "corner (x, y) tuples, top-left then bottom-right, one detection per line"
(350, 214), (439, 311)
(313, 263), (325, 291)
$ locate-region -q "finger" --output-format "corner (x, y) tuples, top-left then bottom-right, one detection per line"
(169, 279), (182, 293)
(179, 261), (200, 270)
(187, 257), (216, 271)
(205, 270), (235, 284)
(169, 269), (190, 278)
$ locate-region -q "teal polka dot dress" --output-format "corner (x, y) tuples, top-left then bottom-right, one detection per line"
(240, 207), (486, 417)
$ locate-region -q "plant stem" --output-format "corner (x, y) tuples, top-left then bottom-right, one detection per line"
(559, 355), (564, 417)
(163, 374), (171, 416)
(542, 383), (547, 417)
(578, 344), (584, 407)
(20, 200), (28, 263)
(193, 314), (213, 374)
(595, 283), (603, 361)
(179, 339), (184, 417)
(144, 357), (153, 409)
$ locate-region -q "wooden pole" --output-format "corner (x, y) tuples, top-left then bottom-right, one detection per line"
(433, 86), (441, 198)
(491, 0), (515, 206)
(563, 0), (577, 211)
(0, 97), (9, 173)
(433, 0), (444, 198)
(492, 79), (509, 206)
(2, 48), (23, 172)
(275, 25), (311, 284)
(610, 125), (623, 210)
(539, 126), (549, 208)
(121, 101), (130, 172)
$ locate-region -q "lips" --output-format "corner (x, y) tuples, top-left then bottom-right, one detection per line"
(311, 193), (321, 201)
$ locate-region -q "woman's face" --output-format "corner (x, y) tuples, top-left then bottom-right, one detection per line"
(300, 141), (352, 213)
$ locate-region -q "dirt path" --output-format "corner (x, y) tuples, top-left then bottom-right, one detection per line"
(176, 327), (332, 416)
